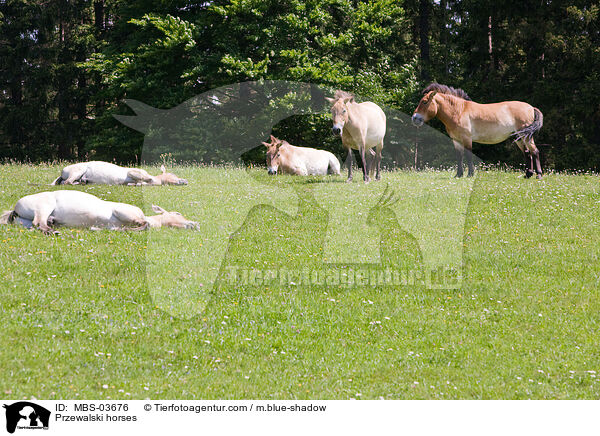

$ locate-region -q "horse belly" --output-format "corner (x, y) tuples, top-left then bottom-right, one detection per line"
(471, 121), (514, 144)
(305, 161), (328, 175)
(85, 162), (129, 184)
(302, 150), (331, 175)
(52, 194), (114, 227)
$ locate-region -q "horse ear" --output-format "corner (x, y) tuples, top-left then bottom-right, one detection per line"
(262, 141), (270, 148)
(428, 91), (438, 101)
(325, 97), (335, 104)
(342, 97), (353, 104)
(152, 205), (166, 214)
(270, 134), (277, 142)
(160, 164), (166, 174)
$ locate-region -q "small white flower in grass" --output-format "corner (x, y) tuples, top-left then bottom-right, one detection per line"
(538, 313), (542, 317)
(192, 355), (198, 359)
(102, 384), (108, 389)
(143, 387), (149, 391)
(204, 340), (210, 344)
(355, 393), (362, 397)
(244, 376), (250, 379)
(516, 377), (522, 380)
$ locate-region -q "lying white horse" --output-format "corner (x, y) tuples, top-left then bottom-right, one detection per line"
(51, 161), (188, 186)
(0, 191), (198, 233)
(262, 135), (341, 176)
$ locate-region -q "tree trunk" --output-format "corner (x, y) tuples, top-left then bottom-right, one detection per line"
(94, 0), (104, 33)
(419, 0), (430, 81)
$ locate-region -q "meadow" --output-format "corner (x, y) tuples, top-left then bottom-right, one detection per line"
(0, 163), (599, 399)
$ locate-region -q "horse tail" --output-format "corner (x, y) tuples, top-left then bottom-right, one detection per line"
(328, 155), (341, 175)
(0, 210), (16, 225)
(51, 176), (64, 185)
(513, 107), (543, 143)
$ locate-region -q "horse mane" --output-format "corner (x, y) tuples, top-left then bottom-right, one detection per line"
(333, 90), (355, 101)
(423, 83), (471, 101)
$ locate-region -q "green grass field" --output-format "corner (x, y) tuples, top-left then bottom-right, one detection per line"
(0, 163), (599, 399)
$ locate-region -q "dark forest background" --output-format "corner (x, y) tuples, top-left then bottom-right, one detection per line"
(1, 0), (598, 170)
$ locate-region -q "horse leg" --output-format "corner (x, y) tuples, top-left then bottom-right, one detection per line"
(32, 207), (56, 234)
(464, 140), (475, 177)
(359, 146), (370, 183)
(516, 140), (532, 178)
(453, 141), (464, 178)
(366, 149), (375, 179)
(63, 167), (87, 185)
(528, 139), (543, 178)
(375, 142), (383, 181)
(344, 148), (353, 182)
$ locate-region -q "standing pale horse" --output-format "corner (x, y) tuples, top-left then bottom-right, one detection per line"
(326, 91), (386, 183)
(51, 161), (188, 186)
(262, 135), (340, 176)
(0, 191), (199, 233)
(411, 83), (543, 178)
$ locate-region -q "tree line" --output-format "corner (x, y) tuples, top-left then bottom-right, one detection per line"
(1, 0), (598, 170)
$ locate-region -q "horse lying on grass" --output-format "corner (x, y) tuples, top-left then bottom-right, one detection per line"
(0, 191), (199, 234)
(51, 161), (188, 186)
(263, 135), (341, 176)
(412, 83), (544, 178)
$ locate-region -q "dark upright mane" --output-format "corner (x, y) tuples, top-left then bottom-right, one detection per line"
(423, 83), (471, 101)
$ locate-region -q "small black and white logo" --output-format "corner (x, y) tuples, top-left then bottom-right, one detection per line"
(2, 402), (50, 434)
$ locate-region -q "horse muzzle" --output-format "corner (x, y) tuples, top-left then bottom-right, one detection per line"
(186, 221), (200, 230)
(411, 114), (424, 127)
(331, 125), (342, 136)
(267, 168), (277, 175)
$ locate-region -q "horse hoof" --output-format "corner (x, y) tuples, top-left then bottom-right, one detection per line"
(524, 171), (533, 179)
(455, 173), (463, 178)
(346, 178), (353, 183)
(467, 173), (474, 178)
(536, 174), (543, 179)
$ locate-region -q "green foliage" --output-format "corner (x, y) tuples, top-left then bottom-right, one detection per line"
(0, 0), (598, 169)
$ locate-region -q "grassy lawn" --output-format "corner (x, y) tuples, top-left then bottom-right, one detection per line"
(0, 163), (599, 399)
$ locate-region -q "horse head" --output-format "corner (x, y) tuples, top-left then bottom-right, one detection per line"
(155, 165), (188, 185)
(262, 135), (287, 175)
(326, 90), (355, 136)
(148, 205), (199, 229)
(412, 90), (438, 127)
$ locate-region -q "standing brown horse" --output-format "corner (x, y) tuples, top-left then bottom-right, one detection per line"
(412, 83), (543, 178)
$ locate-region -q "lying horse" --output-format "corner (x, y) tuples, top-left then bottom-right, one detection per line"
(326, 90), (386, 183)
(412, 83), (543, 178)
(0, 191), (198, 233)
(262, 135), (341, 176)
(51, 161), (188, 185)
